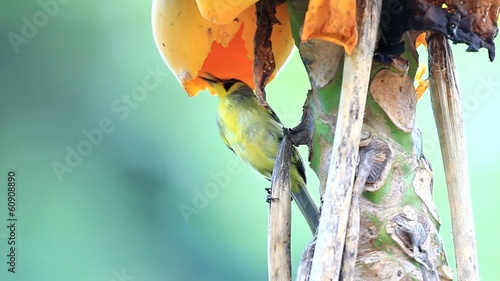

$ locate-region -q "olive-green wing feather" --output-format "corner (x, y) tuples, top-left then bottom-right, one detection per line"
(265, 105), (317, 232)
(216, 116), (234, 154)
(266, 103), (307, 183)
(292, 149), (307, 183)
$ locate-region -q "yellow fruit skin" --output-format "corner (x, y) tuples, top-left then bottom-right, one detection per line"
(195, 0), (257, 24)
(151, 0), (294, 96)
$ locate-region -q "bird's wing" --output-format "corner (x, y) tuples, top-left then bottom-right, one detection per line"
(265, 104), (306, 182)
(216, 116), (235, 154)
(292, 148), (307, 182)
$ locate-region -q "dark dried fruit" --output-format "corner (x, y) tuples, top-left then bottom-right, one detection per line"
(376, 0), (499, 61)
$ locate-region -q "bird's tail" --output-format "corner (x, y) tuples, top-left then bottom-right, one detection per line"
(292, 184), (320, 234)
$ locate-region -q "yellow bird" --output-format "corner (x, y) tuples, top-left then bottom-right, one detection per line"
(201, 74), (319, 233)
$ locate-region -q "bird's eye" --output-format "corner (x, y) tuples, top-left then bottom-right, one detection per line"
(223, 81), (236, 91)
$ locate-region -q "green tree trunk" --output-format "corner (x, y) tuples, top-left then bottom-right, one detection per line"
(287, 1), (452, 279)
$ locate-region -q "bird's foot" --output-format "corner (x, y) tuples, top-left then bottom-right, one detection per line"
(265, 187), (277, 203)
(282, 127), (291, 137)
(266, 195), (278, 204)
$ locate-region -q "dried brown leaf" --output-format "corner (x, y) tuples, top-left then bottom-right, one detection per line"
(408, 0), (499, 61)
(376, 0), (499, 61)
(253, 0), (280, 105)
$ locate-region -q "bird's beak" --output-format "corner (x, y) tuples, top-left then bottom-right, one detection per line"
(199, 73), (221, 85)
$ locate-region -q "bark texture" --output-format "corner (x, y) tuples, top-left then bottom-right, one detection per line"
(287, 0), (452, 280)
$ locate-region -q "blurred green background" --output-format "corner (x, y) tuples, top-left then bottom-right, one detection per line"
(0, 1), (498, 280)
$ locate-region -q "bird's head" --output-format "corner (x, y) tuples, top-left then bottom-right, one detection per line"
(200, 73), (251, 98)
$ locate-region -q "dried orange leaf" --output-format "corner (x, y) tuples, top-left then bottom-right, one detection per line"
(415, 32), (427, 49)
(415, 63), (429, 100)
(301, 0), (358, 55)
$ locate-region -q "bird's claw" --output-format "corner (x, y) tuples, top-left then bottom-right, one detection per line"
(282, 127), (291, 137)
(266, 195), (278, 204)
(265, 187), (276, 203)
